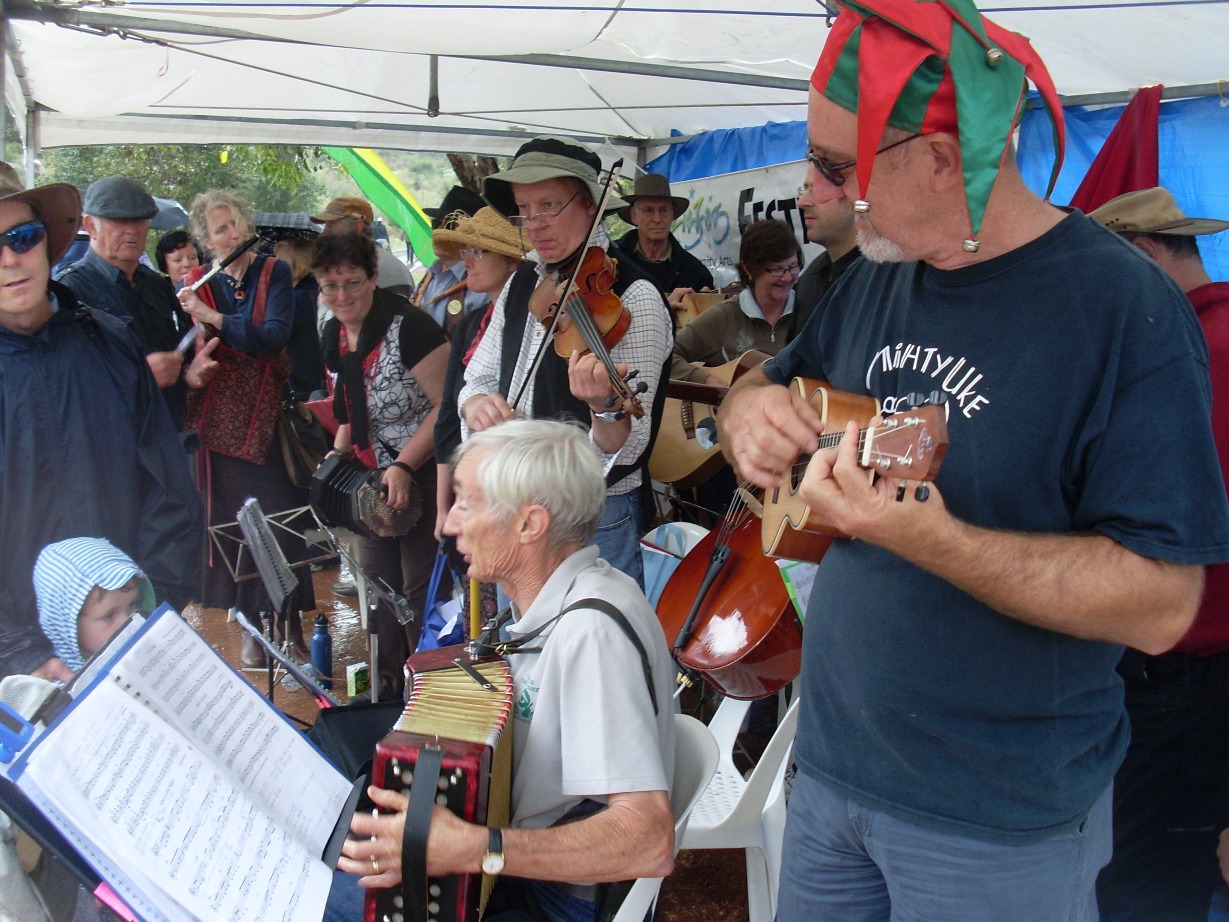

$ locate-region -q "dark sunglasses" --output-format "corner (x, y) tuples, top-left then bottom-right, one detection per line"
(806, 133), (924, 188)
(0, 220), (47, 255)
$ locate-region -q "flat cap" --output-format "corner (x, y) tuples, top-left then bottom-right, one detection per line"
(83, 176), (158, 220)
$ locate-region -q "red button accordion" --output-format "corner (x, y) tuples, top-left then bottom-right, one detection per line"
(366, 645), (514, 922)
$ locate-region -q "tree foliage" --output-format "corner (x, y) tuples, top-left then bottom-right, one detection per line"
(40, 144), (327, 214)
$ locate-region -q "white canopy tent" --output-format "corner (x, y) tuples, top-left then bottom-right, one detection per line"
(3, 0), (1226, 166)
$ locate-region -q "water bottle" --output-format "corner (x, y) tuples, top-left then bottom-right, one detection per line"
(310, 613), (333, 689)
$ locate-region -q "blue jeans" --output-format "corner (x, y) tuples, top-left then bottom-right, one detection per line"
(595, 491), (643, 591)
(1210, 886), (1229, 922)
(777, 772), (1112, 922)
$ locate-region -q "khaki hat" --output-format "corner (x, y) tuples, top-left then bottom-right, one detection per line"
(0, 165), (82, 264)
(432, 206), (529, 261)
(483, 136), (626, 220)
(311, 196), (374, 225)
(1089, 187), (1229, 236)
(617, 173), (690, 224)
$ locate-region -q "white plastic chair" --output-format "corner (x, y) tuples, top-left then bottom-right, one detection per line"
(610, 712), (719, 922)
(679, 696), (800, 922)
(640, 522), (709, 607)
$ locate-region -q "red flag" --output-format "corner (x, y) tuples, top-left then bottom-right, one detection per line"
(1068, 85), (1162, 212)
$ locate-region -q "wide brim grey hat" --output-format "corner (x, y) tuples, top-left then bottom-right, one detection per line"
(432, 206), (530, 261)
(616, 172), (690, 224)
(83, 176), (158, 221)
(0, 163), (81, 265)
(483, 136), (626, 221)
(1089, 187), (1229, 236)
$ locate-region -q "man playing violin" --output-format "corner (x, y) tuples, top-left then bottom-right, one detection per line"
(717, 0), (1229, 919)
(459, 136), (673, 588)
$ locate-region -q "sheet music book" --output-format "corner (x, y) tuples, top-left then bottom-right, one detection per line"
(3, 605), (362, 922)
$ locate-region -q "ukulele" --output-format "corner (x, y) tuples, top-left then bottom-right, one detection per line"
(761, 378), (949, 561)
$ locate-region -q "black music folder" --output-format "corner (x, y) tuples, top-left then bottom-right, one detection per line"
(1, 604), (363, 922)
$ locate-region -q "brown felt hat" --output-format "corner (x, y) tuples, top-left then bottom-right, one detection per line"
(1089, 187), (1229, 236)
(0, 165), (82, 264)
(616, 173), (690, 224)
(311, 196), (374, 225)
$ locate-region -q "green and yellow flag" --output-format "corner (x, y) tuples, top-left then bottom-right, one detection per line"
(323, 147), (434, 265)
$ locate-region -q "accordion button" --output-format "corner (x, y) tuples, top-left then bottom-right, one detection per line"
(435, 793), (448, 805)
(393, 895), (405, 908)
(428, 901), (441, 914)
(401, 769), (413, 784)
(436, 777), (449, 791)
(428, 885), (441, 898)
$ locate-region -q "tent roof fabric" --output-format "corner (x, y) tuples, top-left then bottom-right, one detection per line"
(5, 0), (1227, 159)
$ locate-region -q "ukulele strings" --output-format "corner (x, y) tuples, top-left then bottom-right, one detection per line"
(788, 428), (871, 477)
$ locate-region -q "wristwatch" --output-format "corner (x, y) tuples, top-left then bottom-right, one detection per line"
(591, 408), (625, 423)
(481, 827), (505, 875)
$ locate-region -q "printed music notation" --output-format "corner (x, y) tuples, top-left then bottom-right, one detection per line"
(6, 607), (356, 922)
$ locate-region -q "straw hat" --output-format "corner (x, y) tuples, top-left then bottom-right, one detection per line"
(1088, 187), (1229, 237)
(0, 163), (82, 264)
(432, 206), (530, 261)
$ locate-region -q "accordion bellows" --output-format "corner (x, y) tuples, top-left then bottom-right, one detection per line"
(309, 453), (422, 540)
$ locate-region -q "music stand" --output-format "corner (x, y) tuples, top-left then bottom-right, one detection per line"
(306, 513), (414, 704)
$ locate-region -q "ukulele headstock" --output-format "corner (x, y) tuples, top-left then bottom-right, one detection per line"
(862, 405), (948, 479)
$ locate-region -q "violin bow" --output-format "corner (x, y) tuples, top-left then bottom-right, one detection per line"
(510, 158), (646, 418)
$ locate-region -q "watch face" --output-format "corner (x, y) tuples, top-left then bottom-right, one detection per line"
(481, 852), (505, 875)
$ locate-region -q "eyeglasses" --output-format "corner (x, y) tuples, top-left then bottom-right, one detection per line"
(510, 188), (582, 228)
(0, 220), (47, 255)
(806, 133), (924, 188)
(796, 185), (812, 199)
(458, 247), (489, 261)
(319, 277), (370, 297)
(762, 262), (801, 279)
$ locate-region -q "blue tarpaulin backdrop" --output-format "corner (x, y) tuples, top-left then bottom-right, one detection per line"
(648, 96), (1228, 280)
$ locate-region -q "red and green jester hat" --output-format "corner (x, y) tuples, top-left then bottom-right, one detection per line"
(810, 0), (1067, 252)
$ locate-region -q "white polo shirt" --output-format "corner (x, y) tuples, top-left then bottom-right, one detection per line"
(504, 546), (675, 831)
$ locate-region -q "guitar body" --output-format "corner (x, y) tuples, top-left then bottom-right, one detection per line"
(656, 507), (803, 700)
(649, 350), (771, 489)
(761, 379), (949, 562)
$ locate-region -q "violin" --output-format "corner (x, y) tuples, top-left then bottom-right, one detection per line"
(511, 159), (647, 421)
(528, 246), (632, 360)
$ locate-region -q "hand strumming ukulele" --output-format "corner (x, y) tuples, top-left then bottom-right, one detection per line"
(761, 378), (949, 561)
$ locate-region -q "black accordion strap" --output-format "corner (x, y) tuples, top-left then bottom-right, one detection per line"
(401, 744), (443, 922)
(474, 599), (658, 716)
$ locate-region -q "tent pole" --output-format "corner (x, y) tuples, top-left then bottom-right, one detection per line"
(23, 104), (36, 187)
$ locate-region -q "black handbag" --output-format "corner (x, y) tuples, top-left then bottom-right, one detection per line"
(278, 397), (331, 488)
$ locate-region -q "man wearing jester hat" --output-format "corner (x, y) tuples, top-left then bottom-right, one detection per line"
(719, 0), (1229, 917)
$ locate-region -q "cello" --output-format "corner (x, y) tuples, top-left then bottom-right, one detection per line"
(655, 488), (802, 700)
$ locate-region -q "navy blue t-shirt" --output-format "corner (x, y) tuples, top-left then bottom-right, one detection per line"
(765, 211), (1229, 842)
